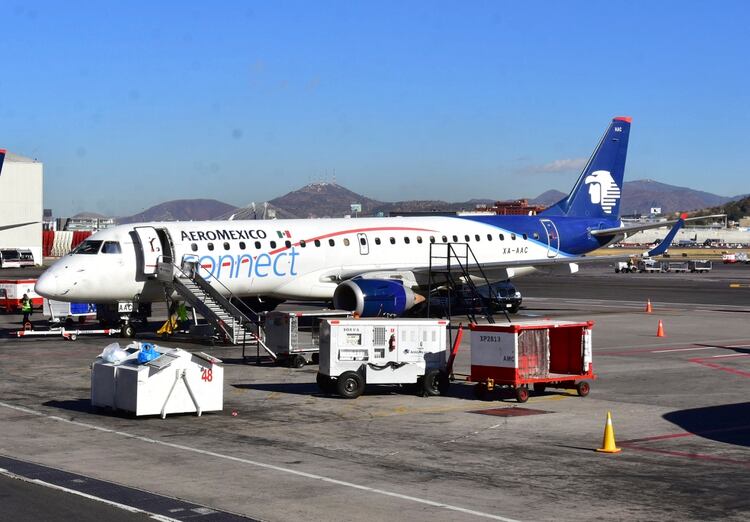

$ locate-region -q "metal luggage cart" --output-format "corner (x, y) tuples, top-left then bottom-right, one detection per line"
(264, 309), (353, 367)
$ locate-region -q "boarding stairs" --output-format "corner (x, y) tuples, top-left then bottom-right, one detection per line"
(160, 260), (276, 360)
(427, 243), (508, 325)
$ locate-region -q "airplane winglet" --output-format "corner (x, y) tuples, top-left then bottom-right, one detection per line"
(645, 216), (685, 257)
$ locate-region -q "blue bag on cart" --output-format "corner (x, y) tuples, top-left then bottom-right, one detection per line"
(137, 343), (161, 364)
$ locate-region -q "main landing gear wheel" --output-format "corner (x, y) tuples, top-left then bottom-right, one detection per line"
(576, 381), (591, 397)
(515, 386), (529, 403)
(336, 371), (365, 399)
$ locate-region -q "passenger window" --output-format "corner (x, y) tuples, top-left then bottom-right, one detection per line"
(390, 237), (396, 245)
(239, 241), (246, 250)
(329, 239), (335, 246)
(511, 233), (516, 240)
(452, 235), (458, 242)
(72, 240), (102, 255)
(522, 233), (528, 240)
(375, 237), (381, 245)
(404, 237), (410, 244)
(533, 232), (539, 239)
(191, 243), (198, 252)
(270, 241), (277, 248)
(487, 234), (493, 241)
(475, 234), (480, 241)
(430, 236), (435, 243)
(223, 242), (230, 250)
(465, 235), (470, 242)
(208, 243), (214, 251)
(499, 234), (505, 241)
(417, 236), (423, 244)
(101, 241), (122, 254)
(343, 238), (350, 246)
(285, 240), (292, 248)
(442, 236), (447, 242)
(300, 240), (307, 248)
(255, 241), (262, 249)
(314, 239), (321, 247)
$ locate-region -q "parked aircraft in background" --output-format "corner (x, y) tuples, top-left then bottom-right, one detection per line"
(36, 117), (700, 327)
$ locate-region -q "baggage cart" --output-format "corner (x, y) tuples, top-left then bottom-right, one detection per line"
(43, 298), (98, 326)
(662, 261), (688, 273)
(317, 318), (449, 398)
(264, 309), (352, 367)
(637, 258), (662, 273)
(470, 321), (595, 402)
(688, 260), (712, 273)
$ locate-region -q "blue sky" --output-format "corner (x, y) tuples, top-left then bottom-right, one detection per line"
(1, 1), (748, 216)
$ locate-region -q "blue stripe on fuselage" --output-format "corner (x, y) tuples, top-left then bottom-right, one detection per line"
(454, 215), (621, 256)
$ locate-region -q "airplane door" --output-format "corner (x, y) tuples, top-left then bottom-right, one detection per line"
(540, 219), (560, 258)
(357, 233), (369, 255)
(134, 226), (163, 275)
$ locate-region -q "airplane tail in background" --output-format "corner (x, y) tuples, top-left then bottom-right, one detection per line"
(0, 149), (5, 176)
(541, 117), (631, 219)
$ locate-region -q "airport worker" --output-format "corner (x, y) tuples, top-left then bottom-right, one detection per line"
(21, 293), (33, 328)
(177, 302), (189, 332)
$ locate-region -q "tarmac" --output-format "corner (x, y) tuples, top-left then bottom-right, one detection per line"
(1, 263), (749, 521)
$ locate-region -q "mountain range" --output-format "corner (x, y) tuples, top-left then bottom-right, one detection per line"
(116, 180), (742, 223)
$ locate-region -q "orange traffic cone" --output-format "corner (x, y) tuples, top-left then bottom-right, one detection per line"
(596, 411), (621, 453)
(656, 320), (665, 337)
(645, 299), (652, 313)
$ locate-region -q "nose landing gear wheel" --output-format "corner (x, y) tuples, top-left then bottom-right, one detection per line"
(121, 324), (135, 338)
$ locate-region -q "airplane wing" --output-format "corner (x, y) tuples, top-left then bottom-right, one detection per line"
(0, 221), (38, 232)
(590, 214), (724, 237)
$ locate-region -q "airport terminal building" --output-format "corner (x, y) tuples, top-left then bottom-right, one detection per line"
(0, 151), (43, 264)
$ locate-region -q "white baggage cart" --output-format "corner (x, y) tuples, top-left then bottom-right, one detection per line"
(264, 309), (353, 367)
(317, 318), (449, 399)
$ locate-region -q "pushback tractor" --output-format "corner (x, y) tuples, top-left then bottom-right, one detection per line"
(317, 318), (450, 399)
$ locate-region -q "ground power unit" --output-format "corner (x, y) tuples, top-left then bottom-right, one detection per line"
(317, 318), (449, 399)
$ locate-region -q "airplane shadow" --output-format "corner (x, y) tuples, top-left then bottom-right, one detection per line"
(694, 343), (750, 355)
(663, 402), (750, 447)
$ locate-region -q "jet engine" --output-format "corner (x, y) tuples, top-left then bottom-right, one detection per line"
(333, 278), (421, 317)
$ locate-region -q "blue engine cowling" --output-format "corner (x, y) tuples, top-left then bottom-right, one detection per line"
(333, 278), (419, 317)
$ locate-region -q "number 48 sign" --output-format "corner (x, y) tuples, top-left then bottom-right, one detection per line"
(201, 367), (213, 382)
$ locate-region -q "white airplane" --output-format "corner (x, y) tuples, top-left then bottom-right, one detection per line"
(35, 117), (702, 331)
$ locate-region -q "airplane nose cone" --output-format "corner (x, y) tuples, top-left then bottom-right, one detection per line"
(35, 270), (59, 298)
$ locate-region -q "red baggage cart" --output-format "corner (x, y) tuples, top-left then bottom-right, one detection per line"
(470, 321), (595, 402)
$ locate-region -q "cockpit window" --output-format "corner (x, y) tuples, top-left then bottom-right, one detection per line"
(101, 241), (122, 254)
(73, 240), (103, 255)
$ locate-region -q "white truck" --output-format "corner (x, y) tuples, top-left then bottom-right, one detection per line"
(317, 318), (450, 399)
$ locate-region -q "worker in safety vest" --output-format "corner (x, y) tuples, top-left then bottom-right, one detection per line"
(177, 302), (189, 332)
(21, 294), (33, 329)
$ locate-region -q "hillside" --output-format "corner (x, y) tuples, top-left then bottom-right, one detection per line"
(118, 199), (238, 224)
(269, 182), (383, 218)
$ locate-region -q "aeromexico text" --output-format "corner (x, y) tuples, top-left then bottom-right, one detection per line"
(180, 229), (270, 242)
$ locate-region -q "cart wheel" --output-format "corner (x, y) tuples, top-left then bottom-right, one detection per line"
(422, 369), (449, 396)
(473, 382), (489, 400)
(311, 352), (319, 365)
(576, 381), (591, 397)
(69, 334), (78, 341)
(336, 371), (364, 399)
(515, 386), (529, 403)
(290, 355), (306, 369)
(316, 372), (335, 394)
(533, 383), (546, 394)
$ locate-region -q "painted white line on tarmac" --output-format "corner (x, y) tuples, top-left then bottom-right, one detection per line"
(0, 467), (179, 522)
(709, 353), (750, 359)
(0, 401), (520, 522)
(651, 347), (716, 353)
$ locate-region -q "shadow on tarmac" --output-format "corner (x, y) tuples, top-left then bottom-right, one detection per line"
(664, 402), (750, 447)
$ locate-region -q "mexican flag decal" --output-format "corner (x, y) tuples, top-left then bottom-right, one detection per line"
(276, 230), (291, 238)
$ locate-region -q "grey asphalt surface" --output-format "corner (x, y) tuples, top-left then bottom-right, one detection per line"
(0, 262), (749, 521)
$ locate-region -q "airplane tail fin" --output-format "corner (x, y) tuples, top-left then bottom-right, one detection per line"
(0, 149), (6, 176)
(540, 117), (631, 219)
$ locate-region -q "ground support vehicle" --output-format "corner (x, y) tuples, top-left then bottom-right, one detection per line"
(317, 318), (449, 399)
(43, 298), (97, 326)
(637, 258), (662, 273)
(688, 260), (712, 273)
(0, 249), (22, 268)
(470, 321), (595, 403)
(264, 309), (352, 368)
(662, 261), (688, 273)
(15, 327), (119, 341)
(0, 279), (42, 312)
(615, 261), (637, 273)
